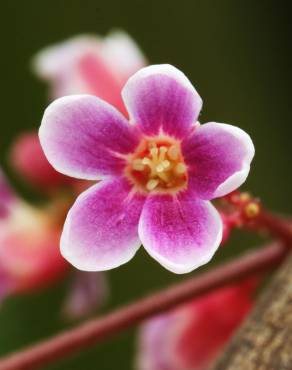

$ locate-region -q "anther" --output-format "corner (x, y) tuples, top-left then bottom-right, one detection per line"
(146, 179), (159, 191)
(158, 146), (167, 161)
(157, 172), (170, 182)
(174, 163), (187, 174)
(150, 147), (158, 160)
(161, 160), (170, 169)
(244, 202), (260, 218)
(240, 192), (251, 202)
(142, 158), (152, 166)
(156, 164), (165, 173)
(167, 145), (179, 160)
(132, 159), (144, 171)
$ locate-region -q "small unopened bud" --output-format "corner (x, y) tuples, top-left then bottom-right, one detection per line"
(244, 202), (260, 218)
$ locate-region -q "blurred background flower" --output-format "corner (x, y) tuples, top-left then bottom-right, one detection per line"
(137, 278), (259, 370)
(33, 30), (146, 113)
(0, 1), (291, 369)
(1, 30), (146, 317)
(0, 167), (106, 319)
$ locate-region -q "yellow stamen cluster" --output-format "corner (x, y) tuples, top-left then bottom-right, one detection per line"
(127, 139), (187, 193)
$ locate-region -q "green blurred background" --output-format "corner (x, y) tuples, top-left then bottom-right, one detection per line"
(0, 1), (291, 369)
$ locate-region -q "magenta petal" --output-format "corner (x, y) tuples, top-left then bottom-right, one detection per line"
(122, 65), (202, 139)
(62, 271), (108, 320)
(39, 95), (141, 180)
(182, 122), (255, 200)
(139, 192), (222, 274)
(61, 178), (145, 271)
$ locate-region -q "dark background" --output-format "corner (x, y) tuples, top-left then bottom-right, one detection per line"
(0, 1), (291, 369)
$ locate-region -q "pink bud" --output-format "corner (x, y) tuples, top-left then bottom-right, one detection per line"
(0, 203), (68, 293)
(10, 131), (72, 190)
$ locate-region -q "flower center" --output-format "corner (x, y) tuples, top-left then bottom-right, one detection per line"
(126, 137), (188, 193)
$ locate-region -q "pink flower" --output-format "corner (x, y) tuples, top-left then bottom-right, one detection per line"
(10, 131), (72, 190)
(10, 31), (146, 190)
(33, 30), (147, 114)
(137, 279), (258, 370)
(0, 172), (68, 295)
(0, 204), (67, 293)
(0, 171), (106, 318)
(39, 64), (254, 274)
(62, 271), (108, 320)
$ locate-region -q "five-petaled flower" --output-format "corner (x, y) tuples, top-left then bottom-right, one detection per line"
(39, 64), (255, 274)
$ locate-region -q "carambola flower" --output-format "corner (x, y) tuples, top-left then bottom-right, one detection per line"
(0, 170), (106, 317)
(33, 30), (146, 115)
(0, 171), (67, 297)
(39, 64), (254, 274)
(137, 278), (258, 370)
(10, 131), (72, 191)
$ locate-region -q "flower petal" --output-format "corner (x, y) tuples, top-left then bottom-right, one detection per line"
(182, 122), (255, 200)
(33, 35), (125, 108)
(0, 204), (68, 292)
(138, 192), (222, 274)
(136, 314), (179, 370)
(62, 271), (108, 320)
(61, 178), (145, 271)
(122, 65), (202, 139)
(32, 32), (146, 114)
(39, 95), (140, 180)
(101, 30), (147, 81)
(32, 35), (97, 81)
(137, 278), (258, 370)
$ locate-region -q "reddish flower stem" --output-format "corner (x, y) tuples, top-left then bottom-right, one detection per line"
(0, 242), (288, 370)
(222, 192), (292, 243)
(251, 209), (292, 244)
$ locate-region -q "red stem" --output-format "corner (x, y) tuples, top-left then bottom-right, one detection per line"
(0, 242), (288, 370)
(222, 192), (292, 243)
(253, 209), (292, 244)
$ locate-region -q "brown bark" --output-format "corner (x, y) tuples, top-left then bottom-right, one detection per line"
(210, 253), (292, 370)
